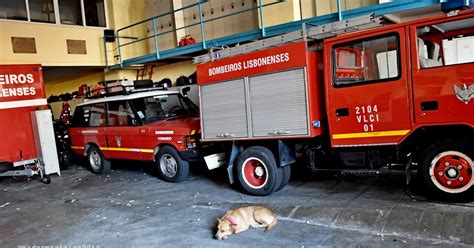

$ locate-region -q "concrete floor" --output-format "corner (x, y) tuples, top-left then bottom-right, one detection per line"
(1, 161), (474, 247)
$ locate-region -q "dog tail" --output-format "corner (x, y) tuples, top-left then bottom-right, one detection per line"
(265, 213), (278, 232)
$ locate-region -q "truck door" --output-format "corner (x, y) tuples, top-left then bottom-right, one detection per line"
(410, 15), (474, 126)
(326, 28), (412, 147)
(105, 100), (143, 160)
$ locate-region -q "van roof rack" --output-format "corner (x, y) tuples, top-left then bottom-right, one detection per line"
(193, 14), (383, 64)
(85, 80), (167, 99)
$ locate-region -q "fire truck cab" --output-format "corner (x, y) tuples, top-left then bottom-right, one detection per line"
(70, 86), (201, 183)
(196, 10), (474, 201)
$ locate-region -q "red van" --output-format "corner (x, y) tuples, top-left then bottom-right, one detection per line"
(69, 89), (201, 182)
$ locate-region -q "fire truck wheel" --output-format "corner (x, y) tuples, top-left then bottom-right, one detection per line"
(87, 146), (111, 174)
(276, 165), (291, 192)
(236, 146), (280, 196)
(419, 141), (474, 202)
(155, 146), (189, 183)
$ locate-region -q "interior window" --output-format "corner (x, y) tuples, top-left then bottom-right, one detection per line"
(89, 103), (106, 127)
(29, 0), (55, 23)
(58, 0), (83, 25)
(417, 18), (474, 68)
(84, 0), (106, 27)
(0, 0), (27, 21)
(333, 34), (399, 86)
(107, 101), (137, 126)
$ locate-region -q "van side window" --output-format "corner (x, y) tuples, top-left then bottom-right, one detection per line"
(89, 103), (106, 127)
(107, 101), (138, 126)
(417, 18), (474, 69)
(333, 34), (400, 87)
(71, 106), (90, 127)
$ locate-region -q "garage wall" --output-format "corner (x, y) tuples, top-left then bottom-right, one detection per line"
(151, 61), (196, 85)
(108, 0), (148, 62)
(259, 0), (392, 27)
(259, 0), (301, 27)
(45, 61), (196, 97)
(45, 70), (105, 96)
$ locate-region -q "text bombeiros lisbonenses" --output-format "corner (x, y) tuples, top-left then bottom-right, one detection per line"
(208, 53), (290, 76)
(0, 74), (37, 98)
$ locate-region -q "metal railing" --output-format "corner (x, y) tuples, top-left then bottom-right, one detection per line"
(104, 0), (439, 69)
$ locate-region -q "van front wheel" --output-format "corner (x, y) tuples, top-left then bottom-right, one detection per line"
(155, 146), (189, 183)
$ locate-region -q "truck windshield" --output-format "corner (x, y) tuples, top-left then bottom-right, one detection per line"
(131, 94), (197, 124)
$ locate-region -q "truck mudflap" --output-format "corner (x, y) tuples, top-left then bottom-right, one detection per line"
(179, 148), (202, 162)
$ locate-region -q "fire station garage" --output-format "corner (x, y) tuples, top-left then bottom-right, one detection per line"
(2, 0), (474, 246)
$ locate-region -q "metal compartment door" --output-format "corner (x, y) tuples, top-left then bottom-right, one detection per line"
(249, 69), (309, 137)
(200, 79), (249, 140)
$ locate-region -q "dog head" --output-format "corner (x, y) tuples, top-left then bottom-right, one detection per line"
(214, 217), (236, 240)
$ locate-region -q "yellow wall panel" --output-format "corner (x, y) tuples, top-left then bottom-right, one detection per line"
(45, 70), (105, 96)
(152, 61), (196, 85)
(0, 22), (110, 66)
(0, 0), (148, 66)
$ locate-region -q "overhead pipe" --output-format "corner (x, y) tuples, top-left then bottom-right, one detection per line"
(337, 0), (343, 21)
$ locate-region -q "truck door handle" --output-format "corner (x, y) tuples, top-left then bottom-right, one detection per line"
(216, 133), (235, 138)
(268, 130), (291, 135)
(335, 108), (349, 117)
(421, 101), (438, 111)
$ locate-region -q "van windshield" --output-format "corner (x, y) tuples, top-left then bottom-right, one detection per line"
(131, 93), (197, 124)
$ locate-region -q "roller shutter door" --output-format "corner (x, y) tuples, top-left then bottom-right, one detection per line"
(200, 79), (249, 140)
(249, 69), (308, 137)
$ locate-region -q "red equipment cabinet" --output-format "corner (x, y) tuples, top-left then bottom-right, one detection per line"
(197, 42), (325, 142)
(196, 11), (474, 201)
(0, 64), (60, 182)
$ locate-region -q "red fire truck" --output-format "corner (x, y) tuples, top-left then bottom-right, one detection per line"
(194, 10), (474, 201)
(69, 85), (201, 182)
(0, 64), (60, 182)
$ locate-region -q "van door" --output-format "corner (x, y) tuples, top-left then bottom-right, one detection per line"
(326, 28), (412, 147)
(105, 100), (143, 160)
(70, 103), (108, 157)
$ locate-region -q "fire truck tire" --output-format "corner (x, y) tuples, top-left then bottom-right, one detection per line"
(236, 146), (280, 196)
(276, 165), (291, 192)
(86, 146), (111, 174)
(155, 146), (189, 183)
(419, 140), (474, 202)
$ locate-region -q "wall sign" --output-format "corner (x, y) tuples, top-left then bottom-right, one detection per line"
(11, 37), (37, 54)
(67, 39), (87, 54)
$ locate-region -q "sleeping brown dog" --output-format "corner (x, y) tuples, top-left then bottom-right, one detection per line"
(215, 206), (278, 240)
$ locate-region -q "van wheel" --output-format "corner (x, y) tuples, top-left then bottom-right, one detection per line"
(236, 146), (280, 196)
(59, 153), (70, 170)
(87, 146), (111, 174)
(276, 165), (291, 192)
(155, 146), (189, 183)
(419, 140), (474, 202)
